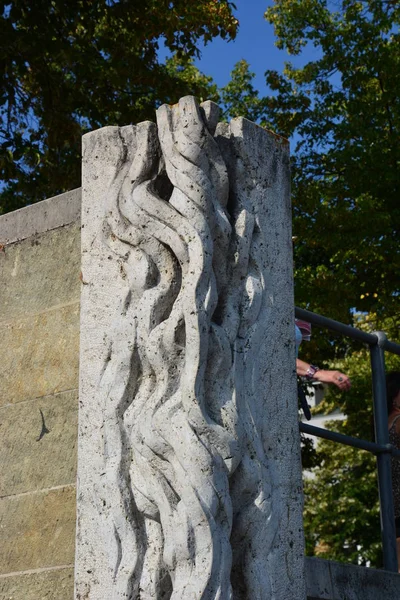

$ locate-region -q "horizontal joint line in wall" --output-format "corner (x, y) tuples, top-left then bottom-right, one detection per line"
(0, 483), (76, 501)
(0, 564), (74, 579)
(0, 387), (79, 411)
(0, 299), (81, 328)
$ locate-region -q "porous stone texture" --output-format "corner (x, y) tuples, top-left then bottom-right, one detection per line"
(0, 303), (80, 406)
(77, 97), (305, 599)
(0, 190), (81, 599)
(0, 486), (76, 573)
(0, 188), (81, 245)
(0, 567), (74, 600)
(0, 218), (81, 319)
(305, 557), (400, 599)
(0, 390), (78, 496)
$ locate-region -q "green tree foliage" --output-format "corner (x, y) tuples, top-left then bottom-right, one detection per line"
(220, 59), (268, 123)
(303, 315), (400, 567)
(0, 0), (237, 212)
(263, 0), (400, 326)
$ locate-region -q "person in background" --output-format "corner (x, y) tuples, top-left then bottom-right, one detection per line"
(295, 319), (351, 391)
(386, 371), (400, 571)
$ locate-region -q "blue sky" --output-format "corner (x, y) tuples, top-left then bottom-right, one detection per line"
(159, 1), (322, 98)
(192, 0), (323, 96)
(194, 0), (287, 94)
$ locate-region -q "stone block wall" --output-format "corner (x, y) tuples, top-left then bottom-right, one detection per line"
(0, 190), (81, 599)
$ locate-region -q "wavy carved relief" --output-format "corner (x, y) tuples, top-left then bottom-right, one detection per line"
(96, 97), (278, 600)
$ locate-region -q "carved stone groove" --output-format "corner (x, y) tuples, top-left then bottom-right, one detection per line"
(76, 96), (306, 600)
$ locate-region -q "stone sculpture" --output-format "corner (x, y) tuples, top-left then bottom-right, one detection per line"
(76, 97), (305, 599)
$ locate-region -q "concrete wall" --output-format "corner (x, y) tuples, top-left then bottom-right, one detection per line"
(305, 557), (400, 600)
(0, 190), (81, 599)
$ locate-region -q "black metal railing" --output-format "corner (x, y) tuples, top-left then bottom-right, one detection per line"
(295, 306), (400, 573)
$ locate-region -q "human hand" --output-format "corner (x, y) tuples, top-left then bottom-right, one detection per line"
(315, 369), (351, 391)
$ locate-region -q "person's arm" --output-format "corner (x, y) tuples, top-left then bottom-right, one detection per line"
(296, 359), (351, 391)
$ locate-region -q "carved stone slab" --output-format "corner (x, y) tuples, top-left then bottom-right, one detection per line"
(75, 97), (306, 599)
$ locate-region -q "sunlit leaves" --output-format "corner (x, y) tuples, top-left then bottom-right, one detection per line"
(220, 60), (271, 125)
(264, 0), (400, 323)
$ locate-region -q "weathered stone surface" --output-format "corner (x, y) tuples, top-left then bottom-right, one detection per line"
(0, 222), (81, 322)
(77, 97), (305, 599)
(305, 557), (400, 599)
(0, 486), (76, 574)
(0, 190), (81, 591)
(305, 557), (335, 599)
(0, 188), (81, 245)
(0, 303), (80, 407)
(0, 390), (78, 496)
(0, 567), (74, 600)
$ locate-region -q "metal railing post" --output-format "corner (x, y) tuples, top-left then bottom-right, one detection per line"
(370, 331), (398, 572)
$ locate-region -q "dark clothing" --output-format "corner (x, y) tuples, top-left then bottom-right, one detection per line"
(389, 415), (400, 524)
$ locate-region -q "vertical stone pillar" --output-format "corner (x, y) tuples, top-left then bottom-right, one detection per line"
(75, 97), (306, 599)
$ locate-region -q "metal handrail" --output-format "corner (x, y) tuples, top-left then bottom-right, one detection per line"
(295, 307), (400, 356)
(300, 422), (400, 457)
(295, 306), (400, 572)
